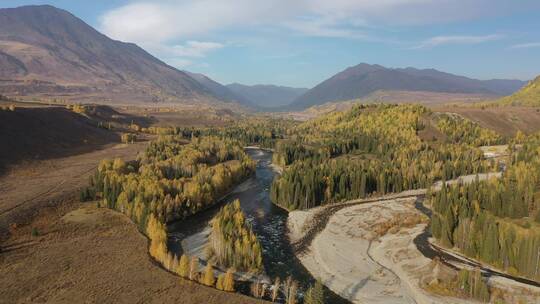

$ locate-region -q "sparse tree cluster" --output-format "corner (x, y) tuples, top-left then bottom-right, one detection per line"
(121, 133), (136, 144)
(456, 268), (490, 302)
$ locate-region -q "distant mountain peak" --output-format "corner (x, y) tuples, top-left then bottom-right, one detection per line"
(226, 83), (309, 108)
(289, 63), (526, 110)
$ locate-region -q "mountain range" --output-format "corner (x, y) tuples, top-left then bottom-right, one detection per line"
(0, 5), (529, 111)
(226, 84), (308, 108)
(289, 63), (526, 110)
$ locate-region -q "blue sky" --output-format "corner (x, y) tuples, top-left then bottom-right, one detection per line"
(3, 0), (540, 88)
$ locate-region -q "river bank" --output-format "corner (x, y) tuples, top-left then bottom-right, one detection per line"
(288, 172), (540, 303)
(166, 148), (350, 303)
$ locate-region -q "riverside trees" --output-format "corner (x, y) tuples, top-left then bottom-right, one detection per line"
(430, 133), (540, 282)
(85, 135), (255, 273)
(206, 199), (263, 273)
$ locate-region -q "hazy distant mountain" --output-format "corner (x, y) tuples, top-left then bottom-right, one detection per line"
(500, 75), (540, 106)
(0, 5), (224, 105)
(227, 83), (308, 108)
(290, 63), (526, 110)
(183, 71), (254, 107)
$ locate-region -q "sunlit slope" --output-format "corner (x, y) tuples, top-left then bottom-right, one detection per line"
(500, 76), (540, 106)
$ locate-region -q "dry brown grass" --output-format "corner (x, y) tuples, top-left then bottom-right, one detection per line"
(372, 212), (428, 237)
(431, 105), (540, 137)
(0, 202), (265, 304)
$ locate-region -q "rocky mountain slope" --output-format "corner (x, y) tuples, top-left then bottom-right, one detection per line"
(0, 5), (223, 105)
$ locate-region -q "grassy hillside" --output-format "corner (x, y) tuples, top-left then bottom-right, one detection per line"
(500, 76), (540, 106)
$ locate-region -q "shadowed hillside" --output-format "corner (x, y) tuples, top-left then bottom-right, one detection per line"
(227, 83), (308, 108)
(0, 105), (123, 174)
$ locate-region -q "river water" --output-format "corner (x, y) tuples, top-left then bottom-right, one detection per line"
(167, 148), (349, 302)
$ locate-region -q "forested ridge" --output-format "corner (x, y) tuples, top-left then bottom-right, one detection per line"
(431, 133), (540, 281)
(270, 104), (497, 210)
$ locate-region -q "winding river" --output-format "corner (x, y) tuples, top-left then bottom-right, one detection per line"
(167, 148), (350, 303)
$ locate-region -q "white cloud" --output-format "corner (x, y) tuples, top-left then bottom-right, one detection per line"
(98, 1), (538, 67)
(168, 58), (193, 68)
(413, 34), (502, 49)
(147, 41), (223, 68)
(101, 0), (537, 43)
(283, 16), (368, 39)
(169, 41), (224, 57)
(510, 42), (540, 49)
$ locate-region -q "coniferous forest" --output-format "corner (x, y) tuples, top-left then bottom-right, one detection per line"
(270, 104), (495, 210)
(430, 133), (540, 281)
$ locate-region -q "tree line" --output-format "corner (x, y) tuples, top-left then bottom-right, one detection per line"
(141, 117), (295, 149)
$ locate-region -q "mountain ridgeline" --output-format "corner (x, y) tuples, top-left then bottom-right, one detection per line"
(289, 63), (526, 110)
(226, 83), (308, 108)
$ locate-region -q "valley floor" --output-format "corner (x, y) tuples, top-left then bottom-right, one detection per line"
(0, 141), (264, 304)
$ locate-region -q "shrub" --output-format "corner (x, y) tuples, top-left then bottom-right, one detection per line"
(121, 133), (136, 144)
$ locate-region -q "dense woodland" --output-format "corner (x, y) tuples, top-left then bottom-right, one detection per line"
(207, 200), (263, 273)
(270, 104), (496, 210)
(431, 133), (540, 281)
